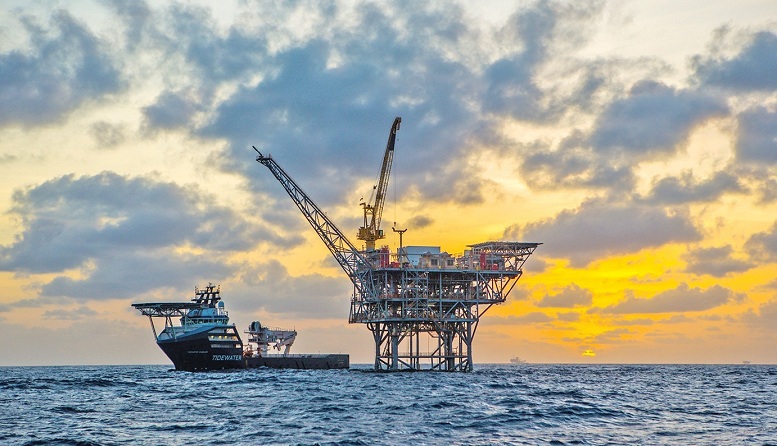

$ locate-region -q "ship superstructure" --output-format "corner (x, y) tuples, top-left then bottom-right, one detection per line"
(244, 321), (297, 357)
(133, 284), (244, 371)
(254, 118), (541, 371)
(133, 284), (348, 371)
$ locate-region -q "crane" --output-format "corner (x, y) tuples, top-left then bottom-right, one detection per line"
(254, 120), (541, 372)
(253, 146), (377, 314)
(358, 117), (401, 252)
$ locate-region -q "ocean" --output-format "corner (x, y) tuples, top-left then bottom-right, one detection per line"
(1, 364), (775, 445)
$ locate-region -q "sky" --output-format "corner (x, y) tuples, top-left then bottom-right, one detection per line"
(1, 0), (776, 366)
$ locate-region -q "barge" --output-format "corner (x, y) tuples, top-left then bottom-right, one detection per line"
(132, 284), (348, 371)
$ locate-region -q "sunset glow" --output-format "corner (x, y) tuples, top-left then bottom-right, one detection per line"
(1, 0), (776, 366)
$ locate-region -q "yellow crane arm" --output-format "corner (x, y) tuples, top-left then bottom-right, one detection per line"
(359, 117), (401, 251)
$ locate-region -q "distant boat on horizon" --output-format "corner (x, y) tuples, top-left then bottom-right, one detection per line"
(509, 356), (527, 364)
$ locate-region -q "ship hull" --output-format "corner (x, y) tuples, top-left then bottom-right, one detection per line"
(156, 325), (349, 371)
(157, 324), (244, 371)
(245, 354), (349, 370)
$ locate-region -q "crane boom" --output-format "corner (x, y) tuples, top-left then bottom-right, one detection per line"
(358, 117), (401, 251)
(254, 147), (370, 291)
(372, 117), (401, 237)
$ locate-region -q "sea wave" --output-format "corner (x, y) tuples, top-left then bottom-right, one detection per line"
(0, 364), (775, 445)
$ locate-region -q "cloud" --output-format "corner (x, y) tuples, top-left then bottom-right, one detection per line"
(404, 215), (434, 230)
(489, 312), (555, 325)
(587, 81), (727, 158)
(142, 91), (201, 131)
(693, 30), (777, 91)
(189, 1), (612, 208)
(593, 328), (633, 343)
(157, 2), (267, 83)
(507, 198), (701, 266)
(230, 260), (352, 319)
(537, 284), (592, 308)
(42, 306), (97, 321)
(555, 311), (580, 322)
(90, 121), (126, 148)
(483, 1), (605, 121)
(0, 154), (17, 164)
(641, 171), (745, 204)
(683, 245), (753, 277)
(735, 106), (777, 164)
(745, 221), (777, 262)
(517, 80), (727, 193)
(756, 177), (777, 204)
(596, 283), (741, 314)
(39, 252), (233, 300)
(0, 172), (289, 299)
(102, 0), (153, 53)
(519, 142), (635, 191)
(482, 2), (555, 121)
(742, 299), (777, 330)
(0, 10), (123, 127)
(203, 12), (484, 205)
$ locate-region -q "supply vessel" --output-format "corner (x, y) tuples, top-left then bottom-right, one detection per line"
(132, 284), (349, 371)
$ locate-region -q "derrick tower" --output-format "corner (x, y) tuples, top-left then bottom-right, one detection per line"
(254, 119), (540, 371)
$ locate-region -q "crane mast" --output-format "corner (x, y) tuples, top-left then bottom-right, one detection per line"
(358, 117), (401, 251)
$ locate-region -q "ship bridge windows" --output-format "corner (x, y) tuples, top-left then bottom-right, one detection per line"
(211, 343), (241, 349)
(208, 334), (239, 342)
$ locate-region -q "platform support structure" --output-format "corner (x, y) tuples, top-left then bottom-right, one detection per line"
(352, 242), (539, 371)
(256, 150), (540, 371)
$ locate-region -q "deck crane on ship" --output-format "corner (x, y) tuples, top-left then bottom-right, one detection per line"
(358, 117), (400, 252)
(253, 118), (541, 371)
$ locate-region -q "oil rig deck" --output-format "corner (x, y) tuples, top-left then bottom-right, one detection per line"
(353, 241), (539, 371)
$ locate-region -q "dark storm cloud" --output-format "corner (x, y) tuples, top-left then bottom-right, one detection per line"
(693, 30), (777, 91)
(0, 172), (286, 299)
(596, 284), (741, 314)
(683, 245), (753, 277)
(537, 284), (593, 308)
(735, 107), (777, 164)
(588, 81), (727, 157)
(0, 10), (123, 127)
(506, 198), (701, 266)
(641, 171), (745, 204)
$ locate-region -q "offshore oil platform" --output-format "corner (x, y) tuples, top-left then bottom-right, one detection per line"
(254, 117), (540, 371)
